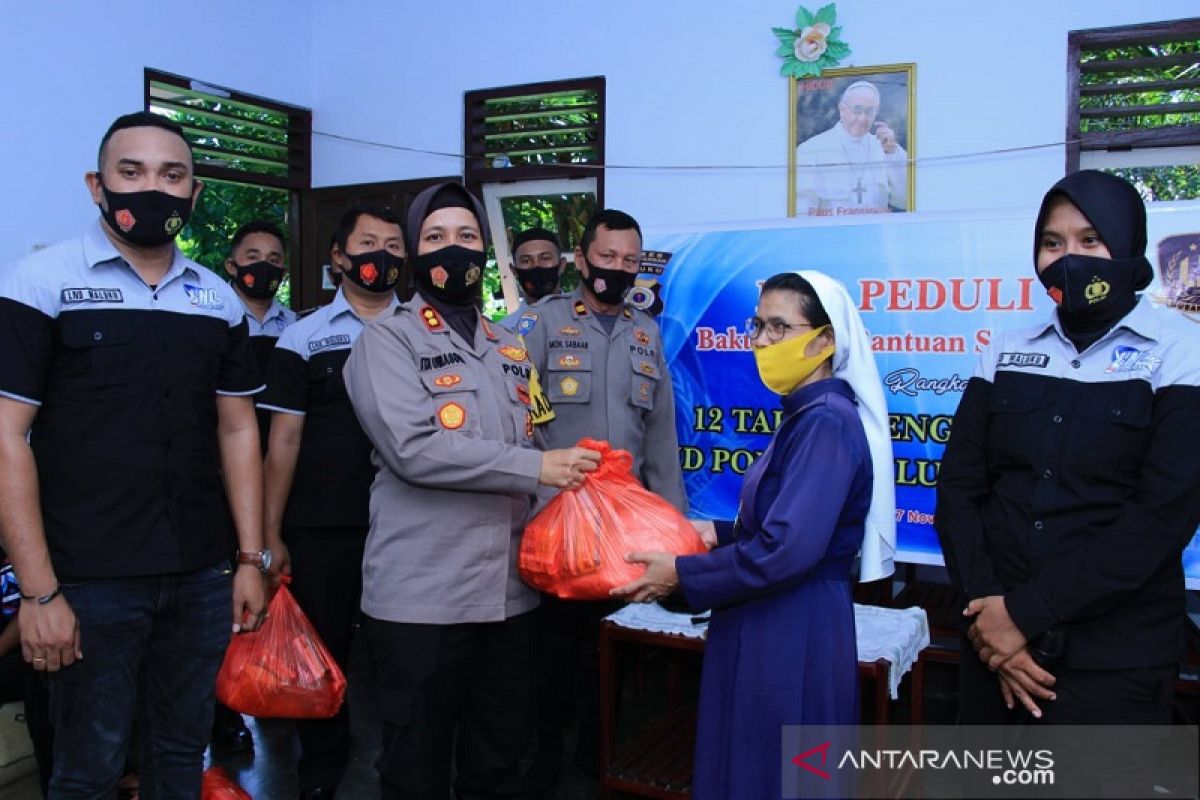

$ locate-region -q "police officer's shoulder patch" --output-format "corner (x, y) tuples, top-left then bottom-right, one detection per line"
(517, 311), (538, 336)
(437, 401), (466, 430)
(421, 306), (444, 332)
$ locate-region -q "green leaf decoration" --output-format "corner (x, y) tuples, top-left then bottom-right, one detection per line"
(775, 4), (849, 79)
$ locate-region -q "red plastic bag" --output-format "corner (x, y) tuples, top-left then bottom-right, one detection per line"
(520, 438), (706, 599)
(215, 580), (346, 719)
(201, 766), (251, 799)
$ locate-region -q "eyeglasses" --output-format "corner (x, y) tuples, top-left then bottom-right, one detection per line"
(744, 317), (814, 342)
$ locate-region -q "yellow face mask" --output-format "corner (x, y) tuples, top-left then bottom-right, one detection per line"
(752, 324), (834, 396)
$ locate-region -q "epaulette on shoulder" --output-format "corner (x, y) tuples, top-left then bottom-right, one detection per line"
(529, 292), (567, 308)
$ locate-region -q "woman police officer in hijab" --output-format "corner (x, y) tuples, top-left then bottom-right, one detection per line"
(343, 182), (600, 799)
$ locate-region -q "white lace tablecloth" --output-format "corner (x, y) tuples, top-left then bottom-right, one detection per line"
(605, 602), (929, 700)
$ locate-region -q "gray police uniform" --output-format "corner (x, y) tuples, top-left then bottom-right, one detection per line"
(518, 287), (688, 787)
(343, 296), (542, 625)
(345, 294), (545, 797)
(499, 299), (529, 332)
(518, 287), (687, 511)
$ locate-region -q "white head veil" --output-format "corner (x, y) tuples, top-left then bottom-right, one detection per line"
(797, 270), (896, 582)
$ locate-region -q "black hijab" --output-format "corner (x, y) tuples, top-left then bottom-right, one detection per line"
(405, 182), (490, 344)
(1033, 170), (1153, 350)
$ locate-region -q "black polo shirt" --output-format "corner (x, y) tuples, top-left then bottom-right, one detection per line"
(936, 297), (1200, 669)
(238, 295), (296, 453)
(0, 220), (263, 579)
(257, 288), (395, 529)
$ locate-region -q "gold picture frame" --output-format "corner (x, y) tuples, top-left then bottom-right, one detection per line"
(787, 63), (916, 217)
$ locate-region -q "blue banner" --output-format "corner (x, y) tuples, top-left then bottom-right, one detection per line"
(647, 205), (1200, 585)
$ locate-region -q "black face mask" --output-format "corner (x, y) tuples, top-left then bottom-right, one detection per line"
(99, 185), (193, 247)
(582, 259), (637, 305)
(1037, 253), (1152, 326)
(412, 245), (486, 306)
(517, 265), (560, 301)
(341, 249), (403, 293)
(231, 260), (286, 300)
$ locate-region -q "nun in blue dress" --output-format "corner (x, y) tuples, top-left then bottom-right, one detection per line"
(612, 271), (895, 800)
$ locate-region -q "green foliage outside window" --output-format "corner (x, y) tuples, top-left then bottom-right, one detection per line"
(1080, 38), (1200, 201)
(480, 191), (599, 320)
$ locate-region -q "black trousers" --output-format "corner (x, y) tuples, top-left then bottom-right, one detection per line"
(528, 595), (620, 795)
(367, 609), (537, 800)
(958, 635), (1177, 798)
(957, 634), (1175, 725)
(284, 525), (368, 792)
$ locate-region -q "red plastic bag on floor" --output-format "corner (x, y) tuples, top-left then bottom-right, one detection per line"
(201, 766), (251, 799)
(215, 579), (346, 719)
(520, 438), (706, 599)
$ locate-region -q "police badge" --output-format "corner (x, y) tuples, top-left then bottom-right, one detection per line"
(626, 285), (655, 311)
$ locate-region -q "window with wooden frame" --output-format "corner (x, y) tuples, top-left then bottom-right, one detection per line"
(463, 76), (605, 199)
(1067, 18), (1200, 200)
(146, 69), (311, 190)
(144, 69), (312, 305)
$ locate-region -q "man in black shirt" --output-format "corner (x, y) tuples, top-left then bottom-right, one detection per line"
(0, 112), (268, 797)
(258, 205), (403, 799)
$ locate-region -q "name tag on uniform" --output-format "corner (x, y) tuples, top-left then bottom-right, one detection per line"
(61, 287), (124, 304)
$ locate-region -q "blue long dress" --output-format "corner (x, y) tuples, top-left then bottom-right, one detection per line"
(676, 378), (871, 800)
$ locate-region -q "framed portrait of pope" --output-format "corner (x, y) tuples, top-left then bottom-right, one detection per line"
(788, 63), (916, 218)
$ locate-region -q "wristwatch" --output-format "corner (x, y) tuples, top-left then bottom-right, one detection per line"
(236, 549), (273, 574)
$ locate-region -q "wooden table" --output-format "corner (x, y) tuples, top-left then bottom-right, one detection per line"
(598, 618), (925, 799)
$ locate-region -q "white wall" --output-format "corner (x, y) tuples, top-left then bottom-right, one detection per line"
(3, 0), (1195, 264)
(0, 0), (314, 264)
(310, 0), (1197, 227)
